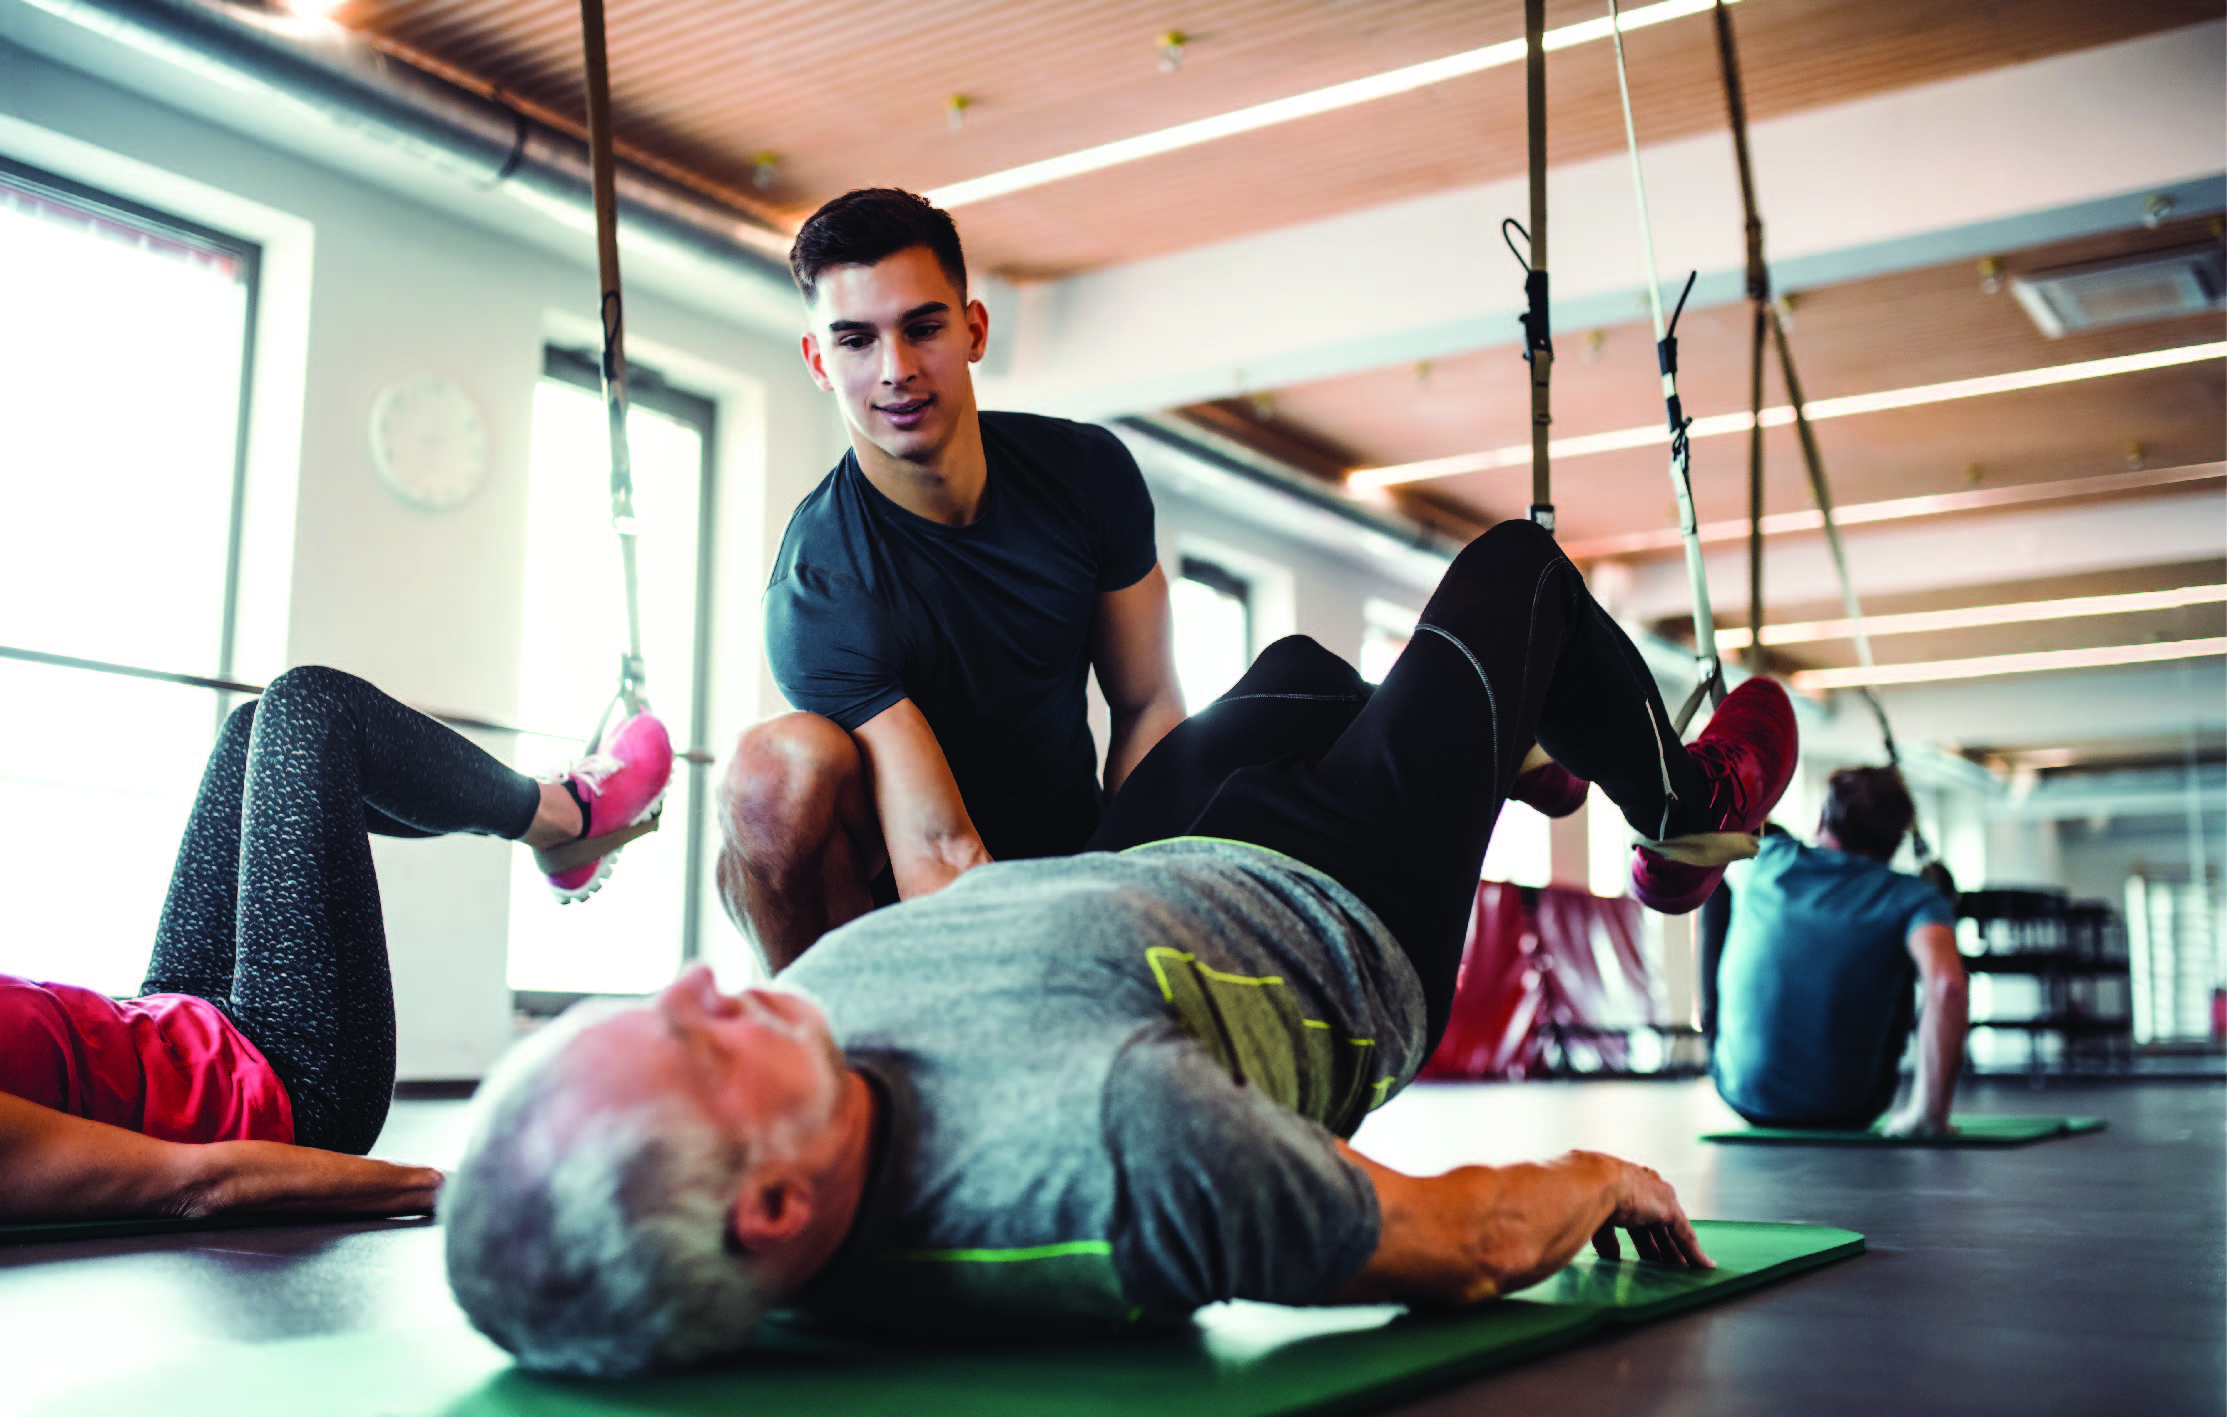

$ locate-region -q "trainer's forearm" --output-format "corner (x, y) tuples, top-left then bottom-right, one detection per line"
(854, 700), (995, 900)
(1912, 974), (1969, 1126)
(886, 825), (994, 899)
(1104, 690), (1186, 798)
(1334, 1146), (1624, 1306)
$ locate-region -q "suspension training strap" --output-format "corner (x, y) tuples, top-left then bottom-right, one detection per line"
(1766, 311), (1894, 744)
(1711, 0), (1937, 865)
(1521, 0), (1554, 533)
(1713, 0), (1770, 674)
(580, 0), (648, 721)
(1606, 0), (1722, 732)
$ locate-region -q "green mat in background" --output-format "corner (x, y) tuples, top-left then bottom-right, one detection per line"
(1703, 1115), (2106, 1147)
(28, 1220), (1862, 1417)
(0, 1213), (431, 1246)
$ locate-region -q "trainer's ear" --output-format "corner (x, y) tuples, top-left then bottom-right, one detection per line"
(799, 331), (836, 392)
(727, 1165), (814, 1256)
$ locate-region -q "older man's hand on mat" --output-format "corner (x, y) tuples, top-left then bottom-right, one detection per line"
(183, 1141), (444, 1219)
(1332, 1145), (1711, 1309)
(1589, 1158), (1714, 1269)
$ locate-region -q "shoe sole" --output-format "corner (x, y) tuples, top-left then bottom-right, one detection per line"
(1633, 681), (1797, 912)
(539, 783), (670, 905)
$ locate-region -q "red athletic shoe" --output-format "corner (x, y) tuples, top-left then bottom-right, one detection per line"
(536, 711), (674, 904)
(1629, 676), (1797, 914)
(1511, 757), (1589, 819)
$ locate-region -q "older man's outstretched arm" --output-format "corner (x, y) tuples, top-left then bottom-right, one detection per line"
(1331, 1143), (1713, 1306)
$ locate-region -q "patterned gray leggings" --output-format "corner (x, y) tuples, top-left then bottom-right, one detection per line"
(139, 666), (541, 1153)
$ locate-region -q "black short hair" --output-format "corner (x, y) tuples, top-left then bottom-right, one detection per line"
(1821, 765), (1916, 860)
(788, 188), (967, 303)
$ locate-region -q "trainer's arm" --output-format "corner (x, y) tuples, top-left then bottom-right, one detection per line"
(1331, 1143), (1711, 1306)
(852, 698), (994, 900)
(1093, 563), (1186, 798)
(0, 1091), (441, 1221)
(1884, 923), (1968, 1137)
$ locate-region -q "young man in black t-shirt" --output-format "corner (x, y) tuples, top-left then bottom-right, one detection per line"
(720, 189), (1186, 972)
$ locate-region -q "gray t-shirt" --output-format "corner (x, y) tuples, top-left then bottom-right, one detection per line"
(777, 838), (1426, 1336)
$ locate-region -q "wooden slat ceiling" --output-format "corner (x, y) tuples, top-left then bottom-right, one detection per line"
(1653, 557), (2227, 680)
(1191, 215), (2227, 543)
(332, 0), (2217, 278)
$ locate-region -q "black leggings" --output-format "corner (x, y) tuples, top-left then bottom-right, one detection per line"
(140, 666), (542, 1154)
(1090, 520), (1710, 1049)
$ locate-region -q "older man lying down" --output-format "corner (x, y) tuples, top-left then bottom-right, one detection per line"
(441, 520), (1799, 1376)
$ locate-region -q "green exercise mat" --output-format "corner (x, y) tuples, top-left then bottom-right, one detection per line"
(0, 1213), (431, 1246)
(28, 1221), (1861, 1417)
(1703, 1115), (2106, 1147)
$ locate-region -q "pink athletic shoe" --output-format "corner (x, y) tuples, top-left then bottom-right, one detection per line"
(1510, 757), (1589, 819)
(1629, 676), (1797, 915)
(535, 711), (674, 904)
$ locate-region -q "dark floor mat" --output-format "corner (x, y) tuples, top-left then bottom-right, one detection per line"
(1702, 1115), (2107, 1147)
(26, 1220), (1861, 1417)
(0, 1213), (429, 1246)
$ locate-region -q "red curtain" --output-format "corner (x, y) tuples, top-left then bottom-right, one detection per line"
(1420, 882), (1661, 1081)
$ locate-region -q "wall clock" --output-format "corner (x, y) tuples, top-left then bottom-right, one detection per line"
(370, 374), (489, 511)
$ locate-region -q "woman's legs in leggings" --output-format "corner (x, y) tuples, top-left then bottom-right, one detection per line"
(1087, 636), (1371, 853)
(141, 666), (543, 1153)
(1184, 520), (1712, 1046)
(142, 697), (449, 1001)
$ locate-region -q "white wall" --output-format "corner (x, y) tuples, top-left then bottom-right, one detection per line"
(2058, 811), (2226, 905)
(0, 41), (844, 1078)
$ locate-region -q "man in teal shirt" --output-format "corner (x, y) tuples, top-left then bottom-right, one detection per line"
(1713, 767), (1968, 1135)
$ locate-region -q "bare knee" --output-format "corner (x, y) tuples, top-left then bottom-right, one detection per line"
(718, 714), (863, 874)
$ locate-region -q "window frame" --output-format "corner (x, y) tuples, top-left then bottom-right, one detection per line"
(0, 155), (263, 721)
(1170, 554), (1255, 713)
(1177, 554), (1253, 615)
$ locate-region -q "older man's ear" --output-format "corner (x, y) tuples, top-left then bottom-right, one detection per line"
(727, 1164), (817, 1256)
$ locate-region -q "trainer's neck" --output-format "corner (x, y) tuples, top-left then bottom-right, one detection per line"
(856, 414), (988, 527)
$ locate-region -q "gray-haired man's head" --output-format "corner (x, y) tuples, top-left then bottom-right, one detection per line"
(440, 969), (858, 1376)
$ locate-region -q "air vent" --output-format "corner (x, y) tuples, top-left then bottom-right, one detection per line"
(2010, 247), (2224, 337)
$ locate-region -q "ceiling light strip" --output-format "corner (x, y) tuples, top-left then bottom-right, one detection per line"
(924, 0), (1732, 209)
(1715, 584), (2227, 650)
(1348, 341), (2227, 490)
(1560, 462), (2225, 558)
(1788, 637), (2227, 691)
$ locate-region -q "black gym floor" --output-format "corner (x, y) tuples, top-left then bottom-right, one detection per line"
(3, 1076), (2219, 1416)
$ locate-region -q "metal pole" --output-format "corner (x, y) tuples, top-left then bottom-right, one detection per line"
(1714, 0), (1770, 675)
(1745, 304), (1767, 671)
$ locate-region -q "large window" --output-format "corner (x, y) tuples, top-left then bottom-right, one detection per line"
(1170, 555), (1252, 713)
(2127, 875), (2222, 1044)
(1359, 598), (1419, 685)
(0, 159), (258, 996)
(506, 350), (715, 1000)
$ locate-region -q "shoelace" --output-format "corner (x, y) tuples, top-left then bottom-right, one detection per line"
(1688, 739), (1751, 830)
(565, 752), (625, 800)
